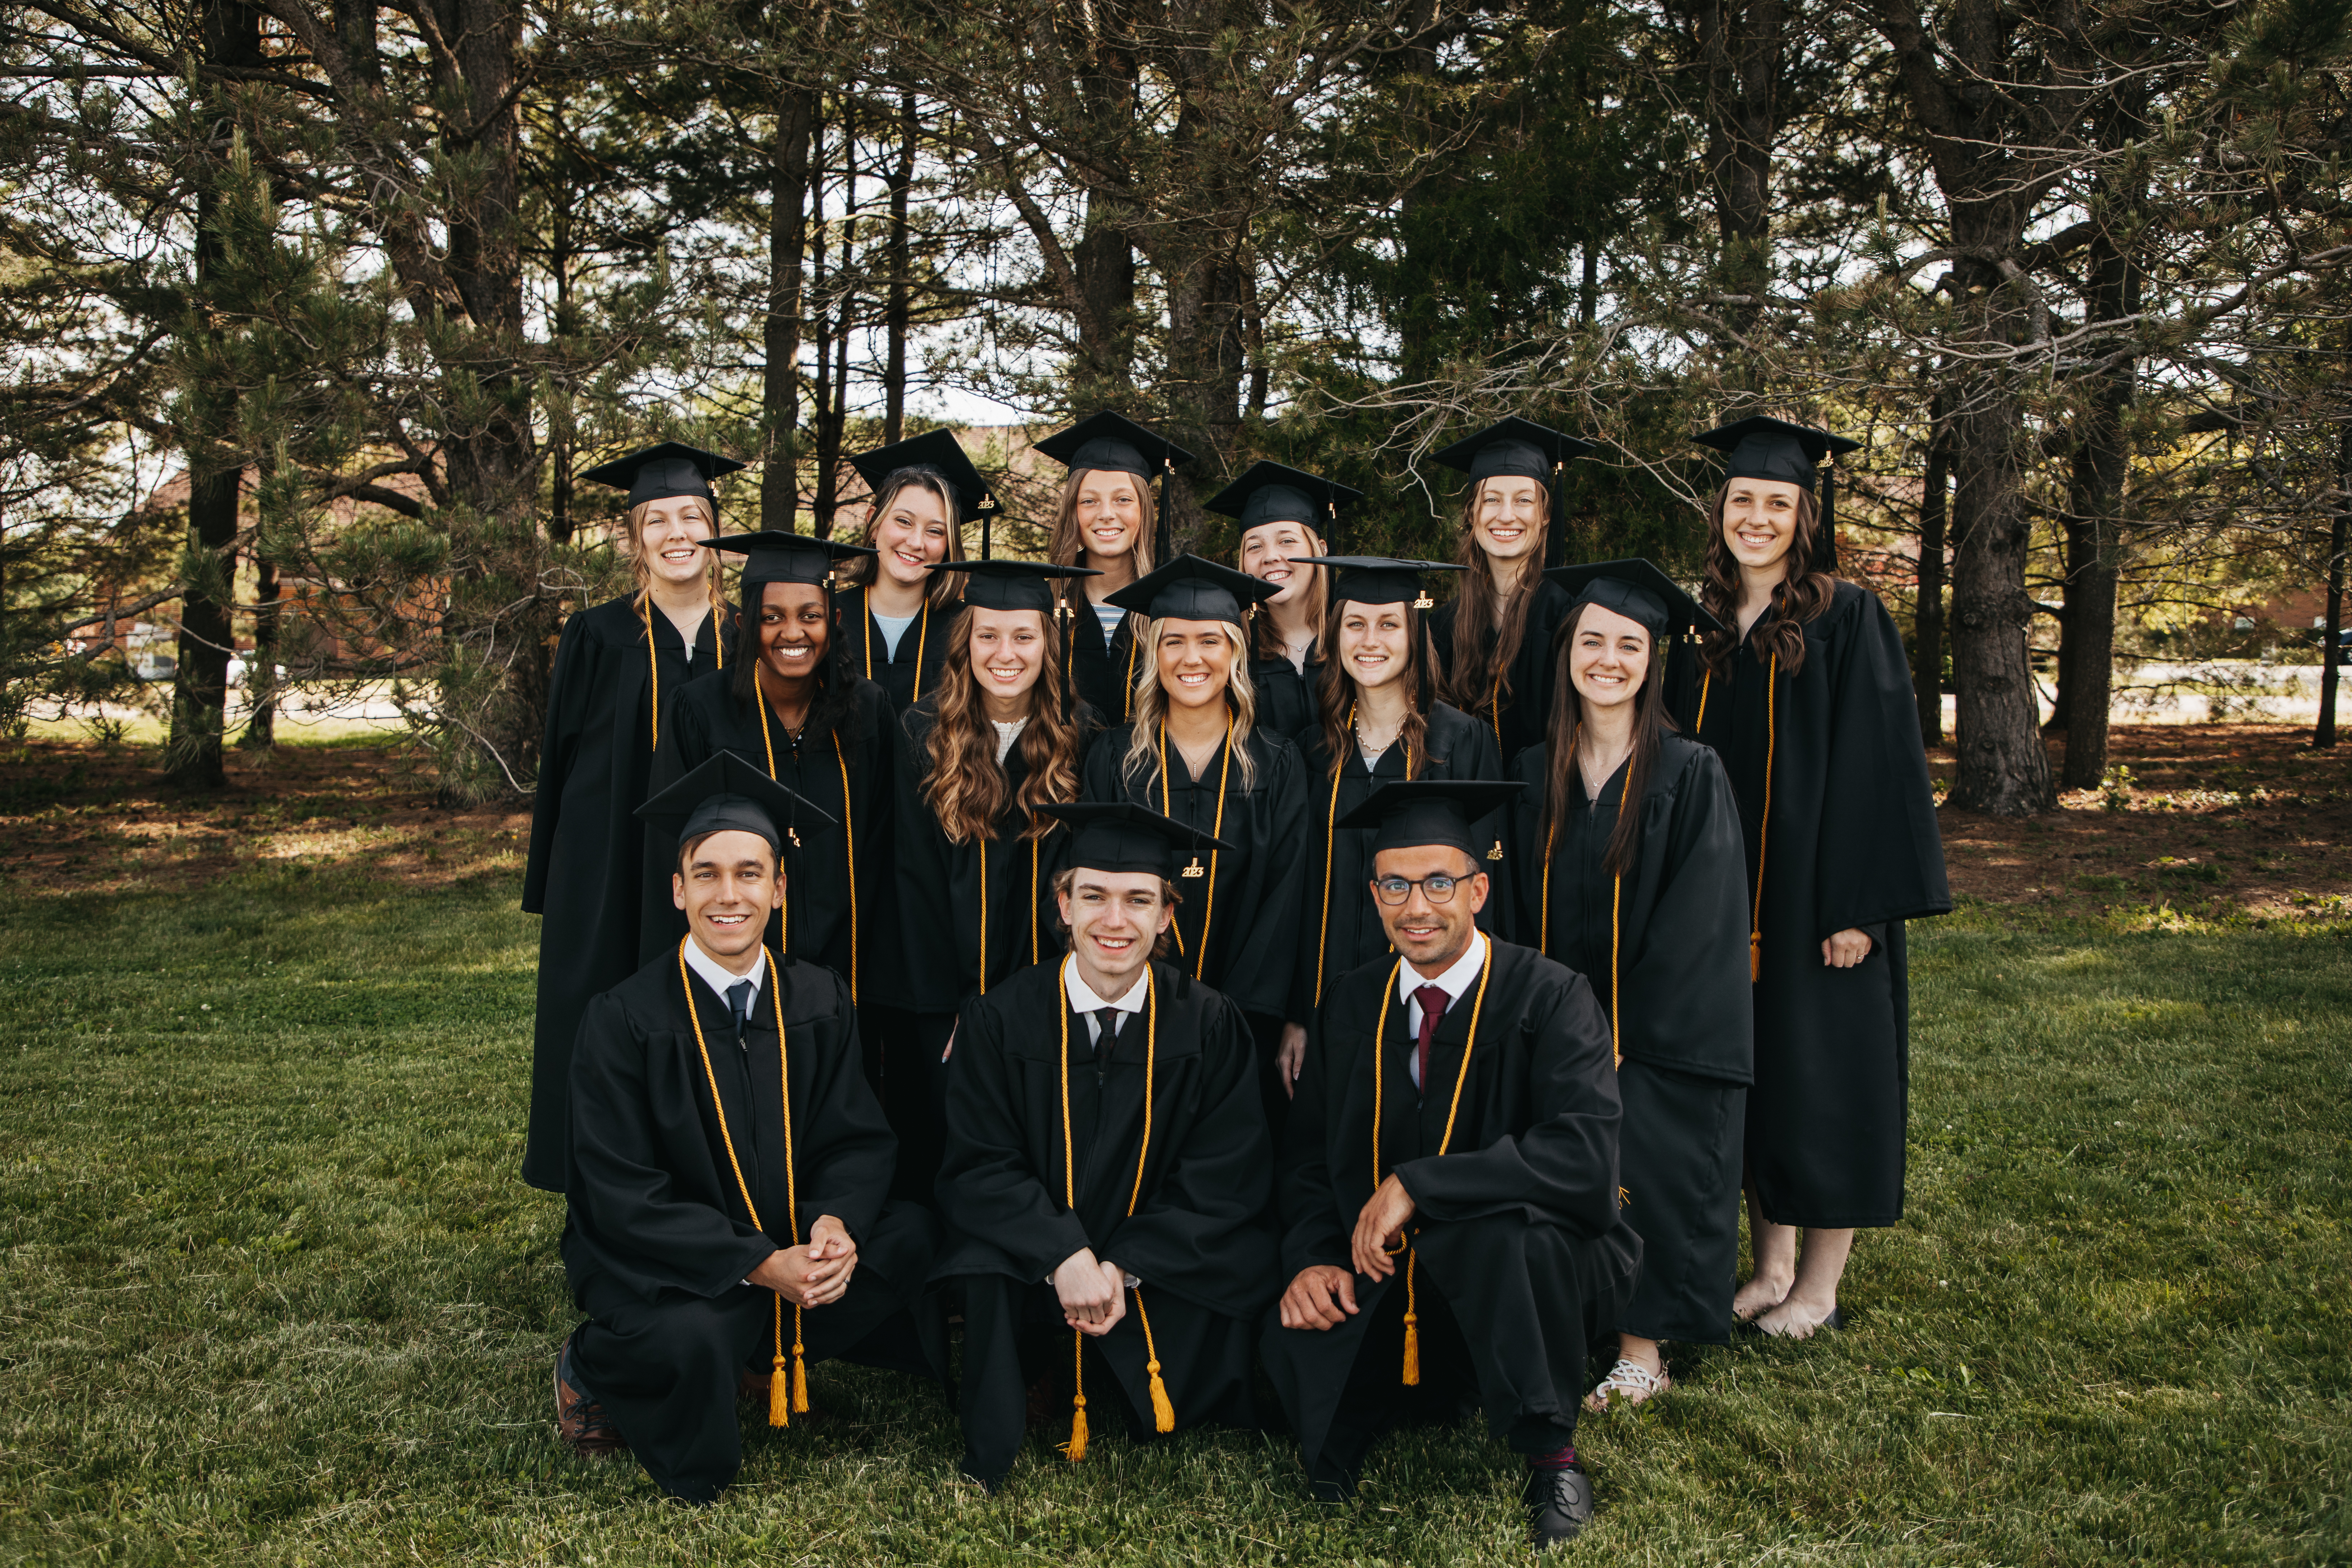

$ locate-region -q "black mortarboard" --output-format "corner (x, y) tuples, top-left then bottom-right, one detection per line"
(850, 428), (1004, 555)
(1544, 558), (1722, 642)
(938, 558), (1100, 615)
(1204, 462), (1365, 536)
(1292, 555), (1466, 610)
(580, 441), (746, 509)
(1431, 417), (1596, 482)
(1333, 779), (1528, 859)
(1691, 415), (1861, 571)
(635, 750), (837, 851)
(1105, 552), (1281, 628)
(1034, 411), (1194, 484)
(703, 531), (877, 589)
(1031, 801), (1236, 881)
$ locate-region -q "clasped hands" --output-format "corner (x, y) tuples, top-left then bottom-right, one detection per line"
(748, 1214), (857, 1308)
(1052, 1247), (1129, 1336)
(1278, 1174), (1415, 1331)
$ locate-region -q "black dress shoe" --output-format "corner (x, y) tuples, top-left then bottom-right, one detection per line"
(1306, 1475), (1356, 1505)
(1524, 1463), (1594, 1547)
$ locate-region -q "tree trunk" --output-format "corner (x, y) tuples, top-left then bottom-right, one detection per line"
(883, 92), (914, 446)
(1914, 407), (1949, 745)
(761, 89), (818, 533)
(2318, 422), (2347, 748)
(1694, 0), (1785, 339)
(1069, 18), (1139, 406)
(811, 113), (847, 538)
(237, 550), (279, 749)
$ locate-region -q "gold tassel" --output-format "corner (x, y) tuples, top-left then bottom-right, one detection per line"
(791, 1306), (810, 1413)
(1065, 1333), (1089, 1461)
(1146, 1358), (1176, 1434)
(768, 1351), (790, 1428)
(1401, 1252), (1422, 1386)
(1750, 929), (1762, 983)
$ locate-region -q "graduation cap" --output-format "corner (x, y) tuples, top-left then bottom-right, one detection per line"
(933, 558), (1104, 722)
(703, 531), (877, 593)
(1031, 801), (1237, 882)
(1333, 779), (1528, 861)
(1035, 412), (1196, 570)
(580, 441), (747, 509)
(1204, 462), (1365, 547)
(1431, 418), (1597, 569)
(1543, 558), (1722, 643)
(1105, 552), (1281, 629)
(849, 428), (1004, 557)
(635, 749), (837, 854)
(1691, 415), (1862, 573)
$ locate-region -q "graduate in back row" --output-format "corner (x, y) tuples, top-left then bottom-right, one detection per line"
(830, 430), (974, 710)
(1511, 560), (1753, 1407)
(934, 803), (1279, 1491)
(1225, 460), (1355, 738)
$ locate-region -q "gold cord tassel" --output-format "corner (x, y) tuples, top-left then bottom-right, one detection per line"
(1750, 929), (1762, 983)
(1401, 1251), (1422, 1386)
(1065, 1332), (1090, 1461)
(1136, 1291), (1176, 1433)
(768, 1299), (789, 1427)
(792, 1306), (810, 1413)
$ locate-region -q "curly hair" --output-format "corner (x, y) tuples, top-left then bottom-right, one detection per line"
(1436, 479), (1550, 716)
(1695, 482), (1835, 677)
(1120, 620), (1261, 790)
(920, 608), (1087, 844)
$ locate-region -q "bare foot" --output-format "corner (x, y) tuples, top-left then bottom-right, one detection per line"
(1751, 1294), (1838, 1338)
(1732, 1272), (1791, 1322)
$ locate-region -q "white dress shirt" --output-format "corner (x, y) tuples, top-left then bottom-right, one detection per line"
(683, 936), (766, 1011)
(1064, 955), (1148, 1045)
(1396, 931), (1488, 1089)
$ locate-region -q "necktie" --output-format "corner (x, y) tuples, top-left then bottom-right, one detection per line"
(1413, 985), (1449, 1095)
(728, 979), (754, 1046)
(1093, 1007), (1121, 1064)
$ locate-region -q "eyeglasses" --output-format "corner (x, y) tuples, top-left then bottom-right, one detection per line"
(1372, 873), (1464, 906)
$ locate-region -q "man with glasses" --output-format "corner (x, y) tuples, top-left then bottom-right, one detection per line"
(1260, 780), (1641, 1548)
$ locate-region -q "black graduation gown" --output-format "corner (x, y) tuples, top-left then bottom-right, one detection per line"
(638, 671), (897, 1001)
(1069, 599), (1146, 726)
(1428, 577), (1571, 769)
(1287, 703), (1508, 1026)
(1508, 733), (1753, 1343)
(1080, 722), (1310, 1021)
(1263, 939), (1641, 1475)
(1250, 651), (1323, 742)
(562, 950), (942, 1501)
(935, 958), (1278, 1483)
(835, 584), (955, 713)
(1672, 580), (1952, 1228)
(521, 595), (725, 1192)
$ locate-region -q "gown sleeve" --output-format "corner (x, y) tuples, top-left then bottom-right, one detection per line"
(1273, 1003), (1354, 1278)
(793, 992), (897, 1243)
(522, 613), (601, 914)
(1813, 588), (1953, 935)
(934, 991), (1095, 1282)
(1619, 748), (1755, 1084)
(1214, 738), (1310, 1017)
(892, 707), (965, 1015)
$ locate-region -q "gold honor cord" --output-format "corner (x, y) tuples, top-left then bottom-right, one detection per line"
(1055, 959), (1174, 1459)
(675, 942), (806, 1425)
(1539, 732), (1634, 1067)
(1314, 704), (1412, 1008)
(1123, 627), (1141, 721)
(862, 600), (932, 703)
(1694, 653), (1778, 981)
(1367, 944), (1495, 1385)
(642, 598), (725, 754)
(1157, 717), (1233, 975)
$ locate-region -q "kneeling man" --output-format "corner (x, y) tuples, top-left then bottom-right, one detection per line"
(1262, 781), (1641, 1547)
(935, 803), (1278, 1490)
(557, 752), (942, 1502)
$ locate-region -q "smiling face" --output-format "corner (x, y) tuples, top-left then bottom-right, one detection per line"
(1336, 601), (1411, 693)
(1371, 843), (1487, 973)
(1470, 475), (1547, 566)
(1238, 519), (1319, 608)
(1073, 468), (1146, 565)
(1059, 868), (1173, 993)
(868, 481), (953, 589)
(1567, 602), (1652, 713)
(636, 497), (718, 589)
(967, 606), (1048, 705)
(1155, 620), (1238, 713)
(758, 581), (831, 683)
(1719, 477), (1807, 574)
(673, 828), (783, 968)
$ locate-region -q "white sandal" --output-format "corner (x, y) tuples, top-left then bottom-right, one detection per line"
(1585, 1356), (1671, 1411)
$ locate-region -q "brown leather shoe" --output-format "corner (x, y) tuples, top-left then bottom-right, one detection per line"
(554, 1332), (628, 1458)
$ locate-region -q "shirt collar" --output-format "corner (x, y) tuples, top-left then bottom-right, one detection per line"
(683, 936), (767, 1005)
(1396, 930), (1488, 1009)
(1065, 955), (1149, 1016)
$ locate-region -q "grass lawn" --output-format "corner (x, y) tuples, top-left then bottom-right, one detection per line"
(3, 865), (2347, 1565)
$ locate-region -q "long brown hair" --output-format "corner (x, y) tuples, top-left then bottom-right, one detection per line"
(1542, 600), (1674, 877)
(1437, 479), (1549, 713)
(1049, 466), (1155, 644)
(836, 467), (967, 604)
(625, 496), (729, 633)
(1120, 620), (1261, 790)
(1314, 601), (1435, 780)
(1697, 483), (1834, 676)
(921, 608), (1086, 843)
(1238, 521), (1328, 660)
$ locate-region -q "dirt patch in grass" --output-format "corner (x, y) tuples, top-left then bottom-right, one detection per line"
(1930, 723), (2352, 923)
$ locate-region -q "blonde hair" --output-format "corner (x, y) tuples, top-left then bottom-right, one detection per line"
(837, 467), (967, 605)
(625, 497), (728, 632)
(1120, 618), (1260, 789)
(1049, 465), (1154, 645)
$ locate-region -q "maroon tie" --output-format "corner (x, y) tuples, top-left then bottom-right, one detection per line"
(1413, 985), (1450, 1095)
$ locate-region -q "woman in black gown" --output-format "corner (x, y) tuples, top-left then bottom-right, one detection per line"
(520, 442), (738, 1192)
(1220, 460), (1359, 739)
(1426, 418), (1595, 769)
(1037, 412), (1191, 725)
(832, 429), (971, 710)
(1510, 559), (1751, 1406)
(1278, 555), (1504, 1098)
(1082, 548), (1310, 1125)
(893, 559), (1101, 1198)
(1673, 417), (1951, 1338)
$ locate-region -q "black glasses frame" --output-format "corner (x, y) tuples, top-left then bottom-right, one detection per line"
(1371, 872), (1468, 906)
